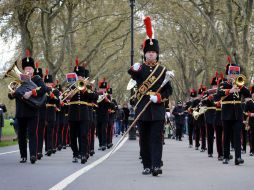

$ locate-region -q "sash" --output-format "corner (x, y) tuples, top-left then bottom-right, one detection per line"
(134, 64), (166, 110)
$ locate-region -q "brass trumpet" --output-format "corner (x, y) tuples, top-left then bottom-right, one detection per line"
(235, 74), (246, 86)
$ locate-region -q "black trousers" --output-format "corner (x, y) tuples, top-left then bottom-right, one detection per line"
(139, 121), (164, 169)
(46, 121), (55, 152)
(250, 126), (254, 153)
(215, 123), (223, 157)
(223, 120), (242, 160)
(194, 120), (200, 148)
(62, 120), (68, 146)
(199, 118), (206, 150)
(97, 120), (107, 147)
(90, 119), (96, 151)
(241, 124), (248, 152)
(57, 123), (64, 147)
(69, 120), (89, 157)
(206, 123), (214, 155)
(37, 117), (45, 154)
(175, 123), (183, 140)
(188, 122), (194, 145)
(107, 122), (114, 145)
(17, 117), (38, 158)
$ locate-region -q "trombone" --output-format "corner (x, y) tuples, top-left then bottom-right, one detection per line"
(59, 78), (88, 102)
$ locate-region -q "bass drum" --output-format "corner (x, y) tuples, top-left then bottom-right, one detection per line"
(15, 80), (46, 108)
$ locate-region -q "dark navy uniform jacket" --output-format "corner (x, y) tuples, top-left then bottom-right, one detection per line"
(244, 99), (254, 127)
(68, 90), (93, 122)
(202, 94), (216, 125)
(9, 75), (47, 118)
(172, 106), (185, 125)
(216, 81), (250, 121)
(128, 63), (172, 121)
(45, 88), (60, 122)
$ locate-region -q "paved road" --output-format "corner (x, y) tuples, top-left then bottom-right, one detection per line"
(1, 136), (254, 190)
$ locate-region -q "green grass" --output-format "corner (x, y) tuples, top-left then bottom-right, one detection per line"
(0, 119), (17, 147)
(0, 140), (17, 147)
(2, 119), (16, 136)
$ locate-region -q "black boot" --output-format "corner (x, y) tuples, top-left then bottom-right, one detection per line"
(152, 167), (162, 176)
(81, 156), (87, 164)
(30, 156), (37, 164)
(20, 157), (27, 163)
(142, 168), (151, 175)
(37, 153), (43, 160)
(223, 159), (229, 164)
(72, 157), (78, 163)
(235, 158), (244, 165)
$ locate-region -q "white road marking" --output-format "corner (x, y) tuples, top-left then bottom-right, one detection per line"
(0, 150), (19, 156)
(49, 137), (128, 190)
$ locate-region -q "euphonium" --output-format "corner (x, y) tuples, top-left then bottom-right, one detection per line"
(3, 62), (23, 93)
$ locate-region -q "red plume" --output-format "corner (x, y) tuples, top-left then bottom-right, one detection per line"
(144, 16), (153, 45)
(26, 49), (31, 57)
(35, 61), (39, 69)
(227, 55), (232, 64)
(75, 57), (79, 71)
(46, 68), (49, 79)
(220, 72), (224, 79)
(26, 49), (30, 62)
(215, 71), (218, 77)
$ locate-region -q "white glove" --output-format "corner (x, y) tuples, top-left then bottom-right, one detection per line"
(167, 70), (175, 79)
(150, 95), (158, 103)
(132, 63), (141, 71)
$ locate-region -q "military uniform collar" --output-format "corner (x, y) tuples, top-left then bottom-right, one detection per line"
(144, 61), (159, 67)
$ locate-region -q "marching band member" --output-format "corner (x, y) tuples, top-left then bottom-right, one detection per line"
(185, 89), (197, 148)
(202, 73), (218, 158)
(44, 71), (60, 156)
(213, 73), (226, 161)
(216, 56), (250, 165)
(34, 61), (46, 160)
(128, 16), (173, 176)
(8, 51), (47, 164)
(68, 59), (90, 164)
(96, 79), (112, 151)
(244, 86), (254, 156)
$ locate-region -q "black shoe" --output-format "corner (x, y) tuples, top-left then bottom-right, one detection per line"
(250, 152), (254, 156)
(90, 150), (95, 156)
(52, 149), (56, 154)
(30, 156), (36, 164)
(218, 156), (223, 161)
(229, 155), (233, 160)
(152, 167), (162, 176)
(62, 146), (66, 149)
(142, 168), (151, 175)
(208, 154), (213, 158)
(200, 149), (205, 152)
(81, 156), (87, 164)
(101, 146), (106, 151)
(46, 150), (52, 156)
(235, 158), (244, 165)
(57, 145), (62, 151)
(195, 147), (199, 150)
(20, 157), (27, 163)
(98, 147), (102, 150)
(223, 159), (229, 164)
(37, 153), (43, 160)
(72, 157), (78, 163)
